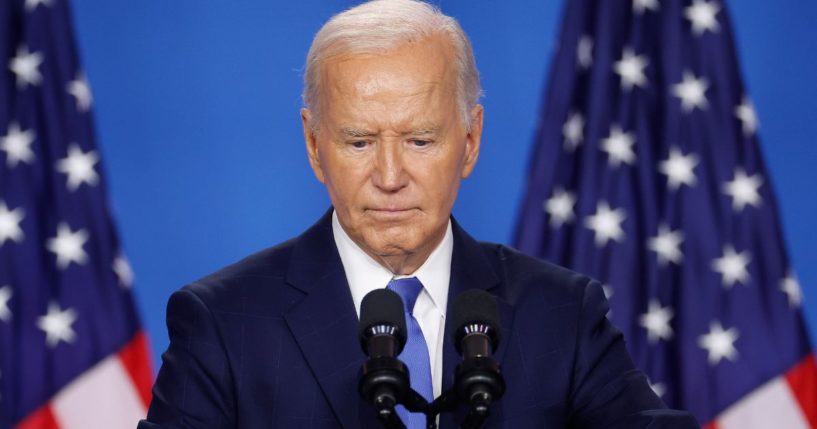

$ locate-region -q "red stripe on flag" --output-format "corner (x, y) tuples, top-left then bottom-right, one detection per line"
(14, 405), (59, 429)
(118, 330), (154, 408)
(785, 353), (817, 428)
(702, 421), (719, 429)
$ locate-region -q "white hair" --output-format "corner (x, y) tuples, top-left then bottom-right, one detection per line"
(303, 0), (482, 130)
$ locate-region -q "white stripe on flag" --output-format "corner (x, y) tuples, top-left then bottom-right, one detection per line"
(51, 353), (147, 429)
(718, 375), (809, 429)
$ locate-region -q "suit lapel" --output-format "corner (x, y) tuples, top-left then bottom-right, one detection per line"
(283, 211), (365, 429)
(282, 213), (515, 428)
(440, 218), (515, 428)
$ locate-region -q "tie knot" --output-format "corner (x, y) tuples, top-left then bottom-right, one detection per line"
(387, 277), (424, 313)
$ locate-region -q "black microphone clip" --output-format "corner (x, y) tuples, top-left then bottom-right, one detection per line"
(358, 289), (410, 425)
(451, 290), (506, 428)
(358, 289), (428, 428)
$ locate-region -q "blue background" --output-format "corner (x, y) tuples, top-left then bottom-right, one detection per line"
(68, 0), (817, 369)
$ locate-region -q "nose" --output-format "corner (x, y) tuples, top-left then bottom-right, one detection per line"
(372, 141), (408, 193)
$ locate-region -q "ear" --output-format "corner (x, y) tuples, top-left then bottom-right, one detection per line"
(301, 108), (326, 183)
(461, 104), (483, 179)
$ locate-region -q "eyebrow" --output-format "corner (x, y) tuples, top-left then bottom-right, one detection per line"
(340, 127), (378, 138)
(339, 126), (440, 138)
(407, 127), (439, 136)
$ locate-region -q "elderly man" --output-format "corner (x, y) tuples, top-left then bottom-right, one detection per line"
(139, 1), (698, 428)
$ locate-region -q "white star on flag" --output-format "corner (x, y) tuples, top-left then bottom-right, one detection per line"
(639, 300), (674, 343)
(67, 73), (93, 112)
(577, 35), (593, 69)
(698, 320), (739, 365)
(633, 0), (660, 14)
(8, 45), (44, 88)
(0, 285), (12, 322)
(113, 255), (135, 289)
(1, 122), (36, 167)
(735, 97), (758, 136)
(562, 112), (585, 151)
(712, 245), (751, 288)
(584, 201), (627, 247)
(602, 284), (614, 317)
(672, 71), (709, 112)
(544, 188), (577, 228)
(722, 168), (763, 211)
(0, 201), (25, 246)
(37, 301), (78, 347)
(46, 222), (89, 269)
(601, 125), (637, 167)
(658, 147), (698, 190)
(780, 271), (802, 308)
(56, 143), (100, 191)
(614, 47), (649, 90)
(602, 284), (614, 300)
(647, 224), (684, 265)
(649, 381), (666, 398)
(25, 0), (53, 11)
(685, 0), (720, 36)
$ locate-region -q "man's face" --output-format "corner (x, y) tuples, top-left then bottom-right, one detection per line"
(301, 35), (482, 273)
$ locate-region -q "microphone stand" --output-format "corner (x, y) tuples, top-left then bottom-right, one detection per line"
(363, 384), (485, 429)
(424, 389), (458, 429)
(423, 383), (496, 429)
(364, 374), (503, 429)
(359, 288), (505, 429)
(362, 356), (504, 429)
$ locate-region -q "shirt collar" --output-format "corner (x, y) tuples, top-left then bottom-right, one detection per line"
(332, 210), (452, 316)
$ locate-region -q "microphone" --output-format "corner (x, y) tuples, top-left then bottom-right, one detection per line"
(452, 289), (501, 359)
(451, 289), (505, 423)
(358, 289), (411, 422)
(359, 288), (407, 358)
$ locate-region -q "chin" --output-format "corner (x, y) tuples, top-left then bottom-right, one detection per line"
(366, 230), (420, 256)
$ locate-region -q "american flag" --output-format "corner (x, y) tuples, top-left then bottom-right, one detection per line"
(514, 0), (817, 427)
(0, 0), (152, 428)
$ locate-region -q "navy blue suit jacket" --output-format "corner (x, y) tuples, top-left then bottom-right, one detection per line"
(138, 211), (698, 428)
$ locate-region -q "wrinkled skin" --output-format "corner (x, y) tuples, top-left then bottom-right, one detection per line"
(301, 34), (483, 274)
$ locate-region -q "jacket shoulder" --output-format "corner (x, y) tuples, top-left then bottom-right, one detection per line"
(180, 235), (302, 311)
(477, 242), (599, 302)
(199, 237), (297, 283)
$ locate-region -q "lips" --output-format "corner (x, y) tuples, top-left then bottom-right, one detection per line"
(366, 207), (418, 220)
(369, 207), (413, 212)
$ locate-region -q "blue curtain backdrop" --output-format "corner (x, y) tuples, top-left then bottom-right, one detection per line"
(68, 0), (817, 368)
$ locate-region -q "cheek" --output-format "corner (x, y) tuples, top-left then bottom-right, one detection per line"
(423, 157), (464, 204)
(321, 155), (367, 197)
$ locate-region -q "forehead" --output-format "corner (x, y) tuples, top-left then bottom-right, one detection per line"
(318, 36), (458, 125)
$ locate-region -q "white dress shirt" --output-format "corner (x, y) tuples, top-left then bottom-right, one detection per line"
(332, 211), (452, 399)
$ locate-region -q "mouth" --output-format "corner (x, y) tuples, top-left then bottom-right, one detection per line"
(365, 207), (418, 220)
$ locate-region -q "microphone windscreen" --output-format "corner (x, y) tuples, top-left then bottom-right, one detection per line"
(359, 288), (407, 346)
(452, 289), (500, 339)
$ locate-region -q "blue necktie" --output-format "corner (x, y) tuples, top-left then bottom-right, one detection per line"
(387, 277), (433, 429)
